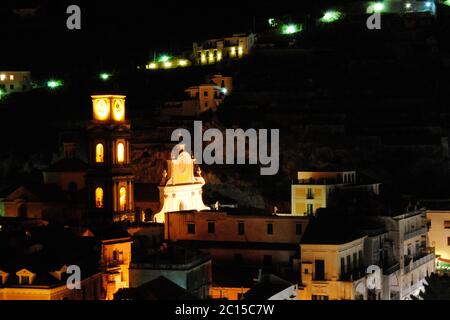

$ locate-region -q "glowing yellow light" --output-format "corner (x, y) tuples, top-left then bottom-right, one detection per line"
(238, 47), (243, 56)
(117, 142), (125, 163)
(112, 99), (125, 121)
(178, 59), (188, 66)
(95, 187), (104, 208)
(201, 53), (206, 63)
(0, 74), (5, 81)
(149, 63), (157, 69)
(230, 47), (236, 57)
(9, 75), (14, 80)
(119, 187), (127, 211)
(217, 52), (222, 61)
(94, 99), (110, 121)
(95, 143), (104, 163)
(209, 52), (214, 63)
(163, 61), (173, 68)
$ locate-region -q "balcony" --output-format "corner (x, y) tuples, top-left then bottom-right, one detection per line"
(383, 263), (400, 275)
(402, 280), (425, 296)
(404, 252), (435, 274)
(340, 266), (367, 282)
(404, 227), (427, 241)
(107, 259), (125, 267)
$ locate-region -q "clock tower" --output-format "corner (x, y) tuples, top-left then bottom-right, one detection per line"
(86, 94), (135, 225)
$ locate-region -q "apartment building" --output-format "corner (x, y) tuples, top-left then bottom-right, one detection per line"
(291, 171), (381, 216)
(193, 33), (256, 65)
(0, 71), (31, 95)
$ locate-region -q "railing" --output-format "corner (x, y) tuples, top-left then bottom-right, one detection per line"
(383, 263), (400, 275)
(410, 281), (423, 293)
(131, 253), (211, 270)
(109, 259), (125, 266)
(402, 280), (424, 295)
(340, 267), (367, 282)
(404, 252), (435, 274)
(404, 227), (427, 241)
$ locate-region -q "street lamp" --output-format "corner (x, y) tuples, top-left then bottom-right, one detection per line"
(47, 80), (63, 89)
(99, 73), (110, 80)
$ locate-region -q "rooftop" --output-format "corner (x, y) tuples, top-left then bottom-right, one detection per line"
(91, 225), (132, 242)
(131, 245), (210, 270)
(114, 276), (198, 300)
(243, 274), (294, 300)
(177, 240), (299, 251)
(300, 211), (385, 245)
(294, 171), (380, 186)
(0, 225), (100, 287)
(212, 266), (259, 288)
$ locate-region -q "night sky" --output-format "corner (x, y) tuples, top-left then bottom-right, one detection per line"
(0, 0), (351, 72)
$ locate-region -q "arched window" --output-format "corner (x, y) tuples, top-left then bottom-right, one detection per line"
(96, 143), (104, 163)
(117, 142), (125, 163)
(119, 187), (127, 211)
(95, 187), (104, 208)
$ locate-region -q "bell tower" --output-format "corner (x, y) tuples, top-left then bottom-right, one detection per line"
(86, 94), (135, 225)
(152, 145), (210, 224)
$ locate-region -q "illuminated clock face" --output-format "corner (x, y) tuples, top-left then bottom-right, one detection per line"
(95, 99), (109, 120)
(113, 100), (125, 121)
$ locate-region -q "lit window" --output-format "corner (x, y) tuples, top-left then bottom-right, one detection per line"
(96, 143), (104, 163)
(95, 187), (104, 208)
(119, 187), (127, 211)
(117, 142), (125, 163)
(230, 47), (236, 57)
(0, 74), (5, 81)
(9, 75), (14, 81)
(238, 46), (243, 56)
